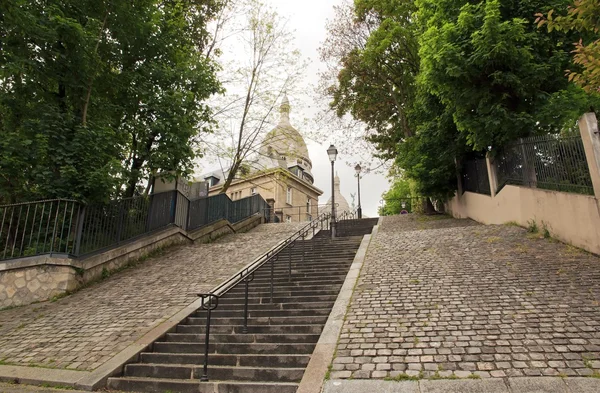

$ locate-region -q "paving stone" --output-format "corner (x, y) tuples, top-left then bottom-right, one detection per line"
(563, 377), (600, 393)
(324, 380), (419, 393)
(420, 379), (509, 393)
(0, 223), (304, 370)
(507, 377), (568, 392)
(330, 215), (600, 378)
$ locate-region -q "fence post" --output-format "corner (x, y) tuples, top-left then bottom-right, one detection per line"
(520, 138), (537, 188)
(579, 112), (600, 199)
(485, 152), (498, 198)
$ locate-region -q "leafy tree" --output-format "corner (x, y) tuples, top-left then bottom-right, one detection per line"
(417, 0), (580, 151)
(321, 0), (419, 160)
(535, 0), (600, 94)
(0, 0), (222, 204)
(206, 0), (306, 194)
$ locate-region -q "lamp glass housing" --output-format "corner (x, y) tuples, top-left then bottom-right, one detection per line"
(327, 144), (338, 162)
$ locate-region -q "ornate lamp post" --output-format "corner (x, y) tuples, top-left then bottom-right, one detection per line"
(354, 164), (362, 219)
(327, 144), (338, 239)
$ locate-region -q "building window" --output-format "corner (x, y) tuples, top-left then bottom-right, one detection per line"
(251, 187), (257, 195)
(230, 193), (234, 200)
(285, 215), (292, 223)
(306, 197), (311, 213)
(286, 186), (292, 204)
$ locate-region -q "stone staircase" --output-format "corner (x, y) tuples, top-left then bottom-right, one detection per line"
(107, 219), (377, 393)
(334, 217), (379, 238)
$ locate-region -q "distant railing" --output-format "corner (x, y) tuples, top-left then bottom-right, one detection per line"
(495, 134), (594, 195)
(379, 196), (434, 215)
(461, 156), (491, 195)
(0, 191), (268, 261)
(261, 203), (332, 223)
(0, 199), (80, 260)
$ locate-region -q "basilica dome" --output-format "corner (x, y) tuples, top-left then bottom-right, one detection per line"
(257, 96), (314, 183)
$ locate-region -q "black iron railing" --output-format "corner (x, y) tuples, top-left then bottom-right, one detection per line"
(461, 156), (491, 195)
(495, 134), (594, 195)
(196, 211), (332, 381)
(0, 191), (268, 261)
(261, 203), (332, 223)
(0, 199), (80, 260)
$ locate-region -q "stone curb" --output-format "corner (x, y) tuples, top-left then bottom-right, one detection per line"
(296, 225), (379, 393)
(0, 226), (301, 391)
(323, 377), (600, 393)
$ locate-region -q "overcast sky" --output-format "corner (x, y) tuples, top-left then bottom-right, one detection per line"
(200, 0), (390, 217)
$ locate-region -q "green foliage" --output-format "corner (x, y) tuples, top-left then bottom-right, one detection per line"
(0, 0), (222, 204)
(527, 220), (539, 233)
(379, 177), (412, 215)
(324, 0), (600, 199)
(536, 0), (600, 94)
(417, 0), (580, 150)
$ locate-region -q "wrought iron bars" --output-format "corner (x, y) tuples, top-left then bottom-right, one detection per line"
(0, 199), (79, 260)
(495, 134), (594, 195)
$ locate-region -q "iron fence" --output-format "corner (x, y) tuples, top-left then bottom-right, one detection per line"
(461, 156), (491, 195)
(188, 194), (268, 231)
(495, 134), (593, 195)
(0, 191), (268, 261)
(262, 203), (332, 223)
(0, 199), (80, 260)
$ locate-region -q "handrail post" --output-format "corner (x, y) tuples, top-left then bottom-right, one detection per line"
(242, 273), (254, 334)
(301, 233), (305, 264)
(198, 294), (218, 382)
(288, 245), (292, 282)
(270, 257), (275, 303)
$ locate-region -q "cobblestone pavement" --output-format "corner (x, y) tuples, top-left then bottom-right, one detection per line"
(331, 215), (600, 380)
(0, 223), (304, 371)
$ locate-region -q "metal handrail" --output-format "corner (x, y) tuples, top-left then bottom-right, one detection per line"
(196, 211), (332, 381)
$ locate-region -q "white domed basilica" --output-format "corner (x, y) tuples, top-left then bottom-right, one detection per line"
(201, 96), (323, 223)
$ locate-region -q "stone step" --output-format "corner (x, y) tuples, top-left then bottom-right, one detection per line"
(104, 221), (371, 393)
(246, 272), (349, 282)
(139, 353), (311, 368)
(220, 277), (347, 287)
(107, 377), (299, 393)
(162, 332), (321, 344)
(186, 315), (328, 326)
(217, 294), (339, 305)
(177, 324), (323, 335)
(152, 341), (316, 355)
(124, 363), (305, 382)
(195, 300), (334, 311)
(190, 307), (333, 319)
(224, 288), (341, 297)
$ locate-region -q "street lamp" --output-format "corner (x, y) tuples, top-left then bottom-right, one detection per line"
(327, 144), (338, 239)
(354, 164), (362, 219)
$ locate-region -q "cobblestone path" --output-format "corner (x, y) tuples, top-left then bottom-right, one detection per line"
(0, 223), (304, 371)
(331, 215), (600, 379)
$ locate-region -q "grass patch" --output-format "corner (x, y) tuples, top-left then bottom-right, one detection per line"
(504, 221), (520, 227)
(467, 373), (481, 379)
(40, 383), (75, 390)
(541, 222), (551, 239)
(385, 373), (421, 381)
(409, 279), (421, 284)
(324, 364), (332, 380)
(486, 236), (502, 243)
(527, 220), (538, 233)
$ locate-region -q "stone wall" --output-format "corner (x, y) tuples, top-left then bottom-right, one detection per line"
(0, 265), (79, 308)
(446, 113), (600, 256)
(0, 214), (263, 309)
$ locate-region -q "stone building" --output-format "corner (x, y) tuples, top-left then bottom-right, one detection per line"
(200, 96), (323, 223)
(319, 174), (353, 216)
